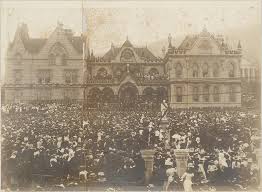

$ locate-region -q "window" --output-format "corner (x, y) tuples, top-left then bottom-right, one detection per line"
(49, 54), (55, 65)
(96, 68), (108, 79)
(14, 90), (23, 103)
(202, 63), (209, 77)
(148, 68), (159, 76)
(37, 89), (52, 100)
(229, 62), (235, 77)
(213, 63), (219, 77)
(176, 87), (182, 102)
(120, 49), (136, 62)
(49, 43), (67, 65)
(14, 70), (22, 84)
(192, 87), (199, 102)
(203, 85), (209, 102)
(229, 85), (236, 102)
(15, 53), (22, 65)
(64, 89), (77, 100)
(213, 86), (220, 102)
(38, 70), (51, 84)
(64, 70), (78, 84)
(176, 63), (183, 78)
(192, 64), (199, 78)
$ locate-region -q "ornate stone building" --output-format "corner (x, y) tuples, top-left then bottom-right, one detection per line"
(3, 23), (242, 108)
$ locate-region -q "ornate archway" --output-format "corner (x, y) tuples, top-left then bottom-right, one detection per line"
(88, 87), (102, 107)
(118, 82), (138, 108)
(102, 87), (115, 103)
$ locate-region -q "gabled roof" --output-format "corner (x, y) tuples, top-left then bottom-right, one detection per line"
(102, 45), (158, 62)
(22, 38), (47, 53)
(103, 47), (121, 61)
(122, 39), (133, 47)
(9, 23), (83, 54)
(67, 36), (83, 53)
(177, 35), (198, 50)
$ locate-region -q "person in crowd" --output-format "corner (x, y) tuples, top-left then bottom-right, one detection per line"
(1, 103), (260, 190)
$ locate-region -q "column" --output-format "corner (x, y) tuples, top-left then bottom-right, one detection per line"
(160, 118), (170, 149)
(140, 149), (155, 185)
(174, 149), (189, 177)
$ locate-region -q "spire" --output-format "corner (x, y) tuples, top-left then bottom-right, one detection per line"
(162, 46), (166, 57)
(122, 37), (133, 47)
(237, 40), (242, 49)
(168, 33), (172, 48)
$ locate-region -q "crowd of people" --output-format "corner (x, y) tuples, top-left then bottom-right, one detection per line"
(1, 102), (261, 191)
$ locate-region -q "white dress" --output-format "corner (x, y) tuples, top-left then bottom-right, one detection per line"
(182, 172), (194, 192)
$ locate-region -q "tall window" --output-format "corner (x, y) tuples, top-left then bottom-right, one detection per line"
(229, 62), (235, 77)
(38, 70), (51, 84)
(213, 86), (220, 102)
(192, 64), (199, 78)
(14, 90), (23, 103)
(213, 63), (219, 77)
(176, 87), (182, 102)
(64, 70), (78, 84)
(202, 63), (209, 77)
(229, 85), (236, 102)
(203, 85), (209, 102)
(49, 54), (55, 65)
(192, 86), (199, 102)
(14, 70), (22, 84)
(176, 63), (183, 78)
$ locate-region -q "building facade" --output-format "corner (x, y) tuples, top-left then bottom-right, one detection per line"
(3, 23), (242, 108)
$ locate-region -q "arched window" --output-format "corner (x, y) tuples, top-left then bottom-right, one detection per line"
(203, 85), (209, 102)
(202, 63), (209, 77)
(49, 43), (68, 65)
(120, 49), (136, 62)
(192, 86), (199, 102)
(229, 85), (236, 102)
(102, 87), (115, 103)
(213, 63), (219, 77)
(176, 87), (182, 102)
(148, 68), (159, 76)
(97, 68), (108, 79)
(192, 64), (199, 78)
(213, 86), (220, 102)
(176, 63), (183, 78)
(229, 62), (235, 77)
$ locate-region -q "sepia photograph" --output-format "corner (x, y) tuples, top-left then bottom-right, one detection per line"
(0, 0), (261, 191)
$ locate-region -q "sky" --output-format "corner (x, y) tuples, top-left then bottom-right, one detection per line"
(0, 0), (261, 79)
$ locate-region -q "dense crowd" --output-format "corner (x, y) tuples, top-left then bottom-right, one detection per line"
(1, 103), (261, 190)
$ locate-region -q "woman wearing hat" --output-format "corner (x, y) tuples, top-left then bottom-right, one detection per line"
(181, 165), (194, 192)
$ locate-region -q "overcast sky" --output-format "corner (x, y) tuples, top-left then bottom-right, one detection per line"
(0, 0), (261, 79)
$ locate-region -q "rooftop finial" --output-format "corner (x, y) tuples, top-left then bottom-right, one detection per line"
(126, 35), (128, 41)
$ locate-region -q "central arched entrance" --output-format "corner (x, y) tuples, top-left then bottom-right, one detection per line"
(118, 82), (138, 108)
